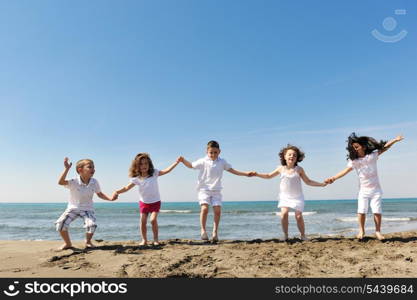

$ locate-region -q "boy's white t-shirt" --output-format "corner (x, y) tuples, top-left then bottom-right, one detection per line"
(130, 169), (161, 204)
(347, 151), (382, 193)
(192, 156), (232, 191)
(65, 176), (101, 211)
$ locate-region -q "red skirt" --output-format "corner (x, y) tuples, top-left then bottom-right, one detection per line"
(139, 201), (161, 213)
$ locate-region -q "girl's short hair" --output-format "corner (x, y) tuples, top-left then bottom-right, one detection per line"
(279, 145), (305, 166)
(129, 153), (155, 178)
(207, 140), (220, 149)
(76, 159), (94, 174)
(346, 133), (387, 160)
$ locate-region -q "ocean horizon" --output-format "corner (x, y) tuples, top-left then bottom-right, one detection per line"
(1, 198), (416, 241)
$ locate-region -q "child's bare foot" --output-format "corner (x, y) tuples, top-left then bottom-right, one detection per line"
(300, 235), (309, 241)
(375, 231), (385, 240)
(356, 232), (365, 240)
(153, 241), (160, 246)
(211, 235), (219, 243)
(200, 231), (208, 241)
(139, 240), (147, 246)
(57, 244), (72, 251)
(85, 242), (95, 248)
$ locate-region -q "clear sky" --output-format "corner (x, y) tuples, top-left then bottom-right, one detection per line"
(1, 0), (416, 203)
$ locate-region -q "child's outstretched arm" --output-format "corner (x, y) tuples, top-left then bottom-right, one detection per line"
(58, 157), (72, 185)
(180, 157), (193, 169)
(159, 157), (182, 176)
(254, 166), (281, 179)
(97, 192), (115, 201)
(379, 135), (404, 156)
(227, 168), (254, 177)
(325, 167), (353, 184)
(298, 167), (327, 187)
(114, 183), (135, 197)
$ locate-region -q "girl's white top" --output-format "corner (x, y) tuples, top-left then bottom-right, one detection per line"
(192, 156), (232, 191)
(347, 151), (382, 193)
(130, 169), (161, 203)
(279, 166), (304, 201)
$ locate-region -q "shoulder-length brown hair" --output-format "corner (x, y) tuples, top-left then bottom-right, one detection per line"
(279, 144), (305, 166)
(129, 153), (155, 178)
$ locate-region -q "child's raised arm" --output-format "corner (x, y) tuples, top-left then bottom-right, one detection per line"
(379, 135), (404, 156)
(58, 157), (72, 185)
(325, 167), (353, 184)
(254, 166), (281, 179)
(159, 157), (182, 176)
(298, 167), (326, 187)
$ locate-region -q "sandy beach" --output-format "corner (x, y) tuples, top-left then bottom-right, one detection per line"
(1, 231), (417, 278)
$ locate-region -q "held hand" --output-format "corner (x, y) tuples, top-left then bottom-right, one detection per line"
(176, 156), (184, 163)
(324, 177), (335, 184)
(64, 157), (72, 169)
(111, 192), (118, 201)
(247, 171), (257, 177)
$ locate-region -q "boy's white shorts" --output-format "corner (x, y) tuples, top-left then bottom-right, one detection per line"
(357, 191), (382, 214)
(198, 190), (222, 206)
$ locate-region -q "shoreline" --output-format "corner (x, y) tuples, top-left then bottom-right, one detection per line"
(1, 230), (417, 278)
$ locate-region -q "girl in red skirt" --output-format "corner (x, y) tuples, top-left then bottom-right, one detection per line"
(114, 153), (182, 245)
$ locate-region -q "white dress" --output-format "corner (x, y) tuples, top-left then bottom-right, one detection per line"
(278, 166), (305, 212)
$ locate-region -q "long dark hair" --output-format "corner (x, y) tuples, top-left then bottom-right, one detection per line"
(346, 133), (387, 160)
(129, 153), (155, 178)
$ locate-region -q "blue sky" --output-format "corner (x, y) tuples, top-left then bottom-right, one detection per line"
(0, 0), (416, 203)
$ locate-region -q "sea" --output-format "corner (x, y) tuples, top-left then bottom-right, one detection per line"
(1, 199), (417, 241)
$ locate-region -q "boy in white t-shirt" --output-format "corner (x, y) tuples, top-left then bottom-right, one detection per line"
(181, 140), (255, 242)
(56, 157), (116, 250)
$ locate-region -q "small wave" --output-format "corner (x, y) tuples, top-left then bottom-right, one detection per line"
(337, 217), (417, 223)
(160, 210), (193, 214)
(385, 217), (417, 222)
(336, 217), (357, 222)
(275, 211), (317, 216)
(0, 224), (52, 230)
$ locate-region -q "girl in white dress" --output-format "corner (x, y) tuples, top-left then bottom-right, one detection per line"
(325, 133), (404, 240)
(254, 145), (327, 240)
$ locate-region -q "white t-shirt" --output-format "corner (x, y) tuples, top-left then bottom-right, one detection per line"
(347, 151), (382, 193)
(130, 169), (161, 204)
(65, 176), (101, 211)
(192, 156), (232, 191)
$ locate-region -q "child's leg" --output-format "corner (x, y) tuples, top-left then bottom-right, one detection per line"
(55, 209), (79, 250)
(140, 213), (149, 245)
(58, 230), (72, 250)
(370, 193), (384, 240)
(294, 210), (306, 239)
(212, 205), (221, 241)
(85, 232), (95, 247)
(280, 207), (289, 240)
(357, 213), (366, 239)
(200, 204), (209, 239)
(81, 211), (97, 247)
(373, 214), (384, 240)
(150, 212), (159, 244)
